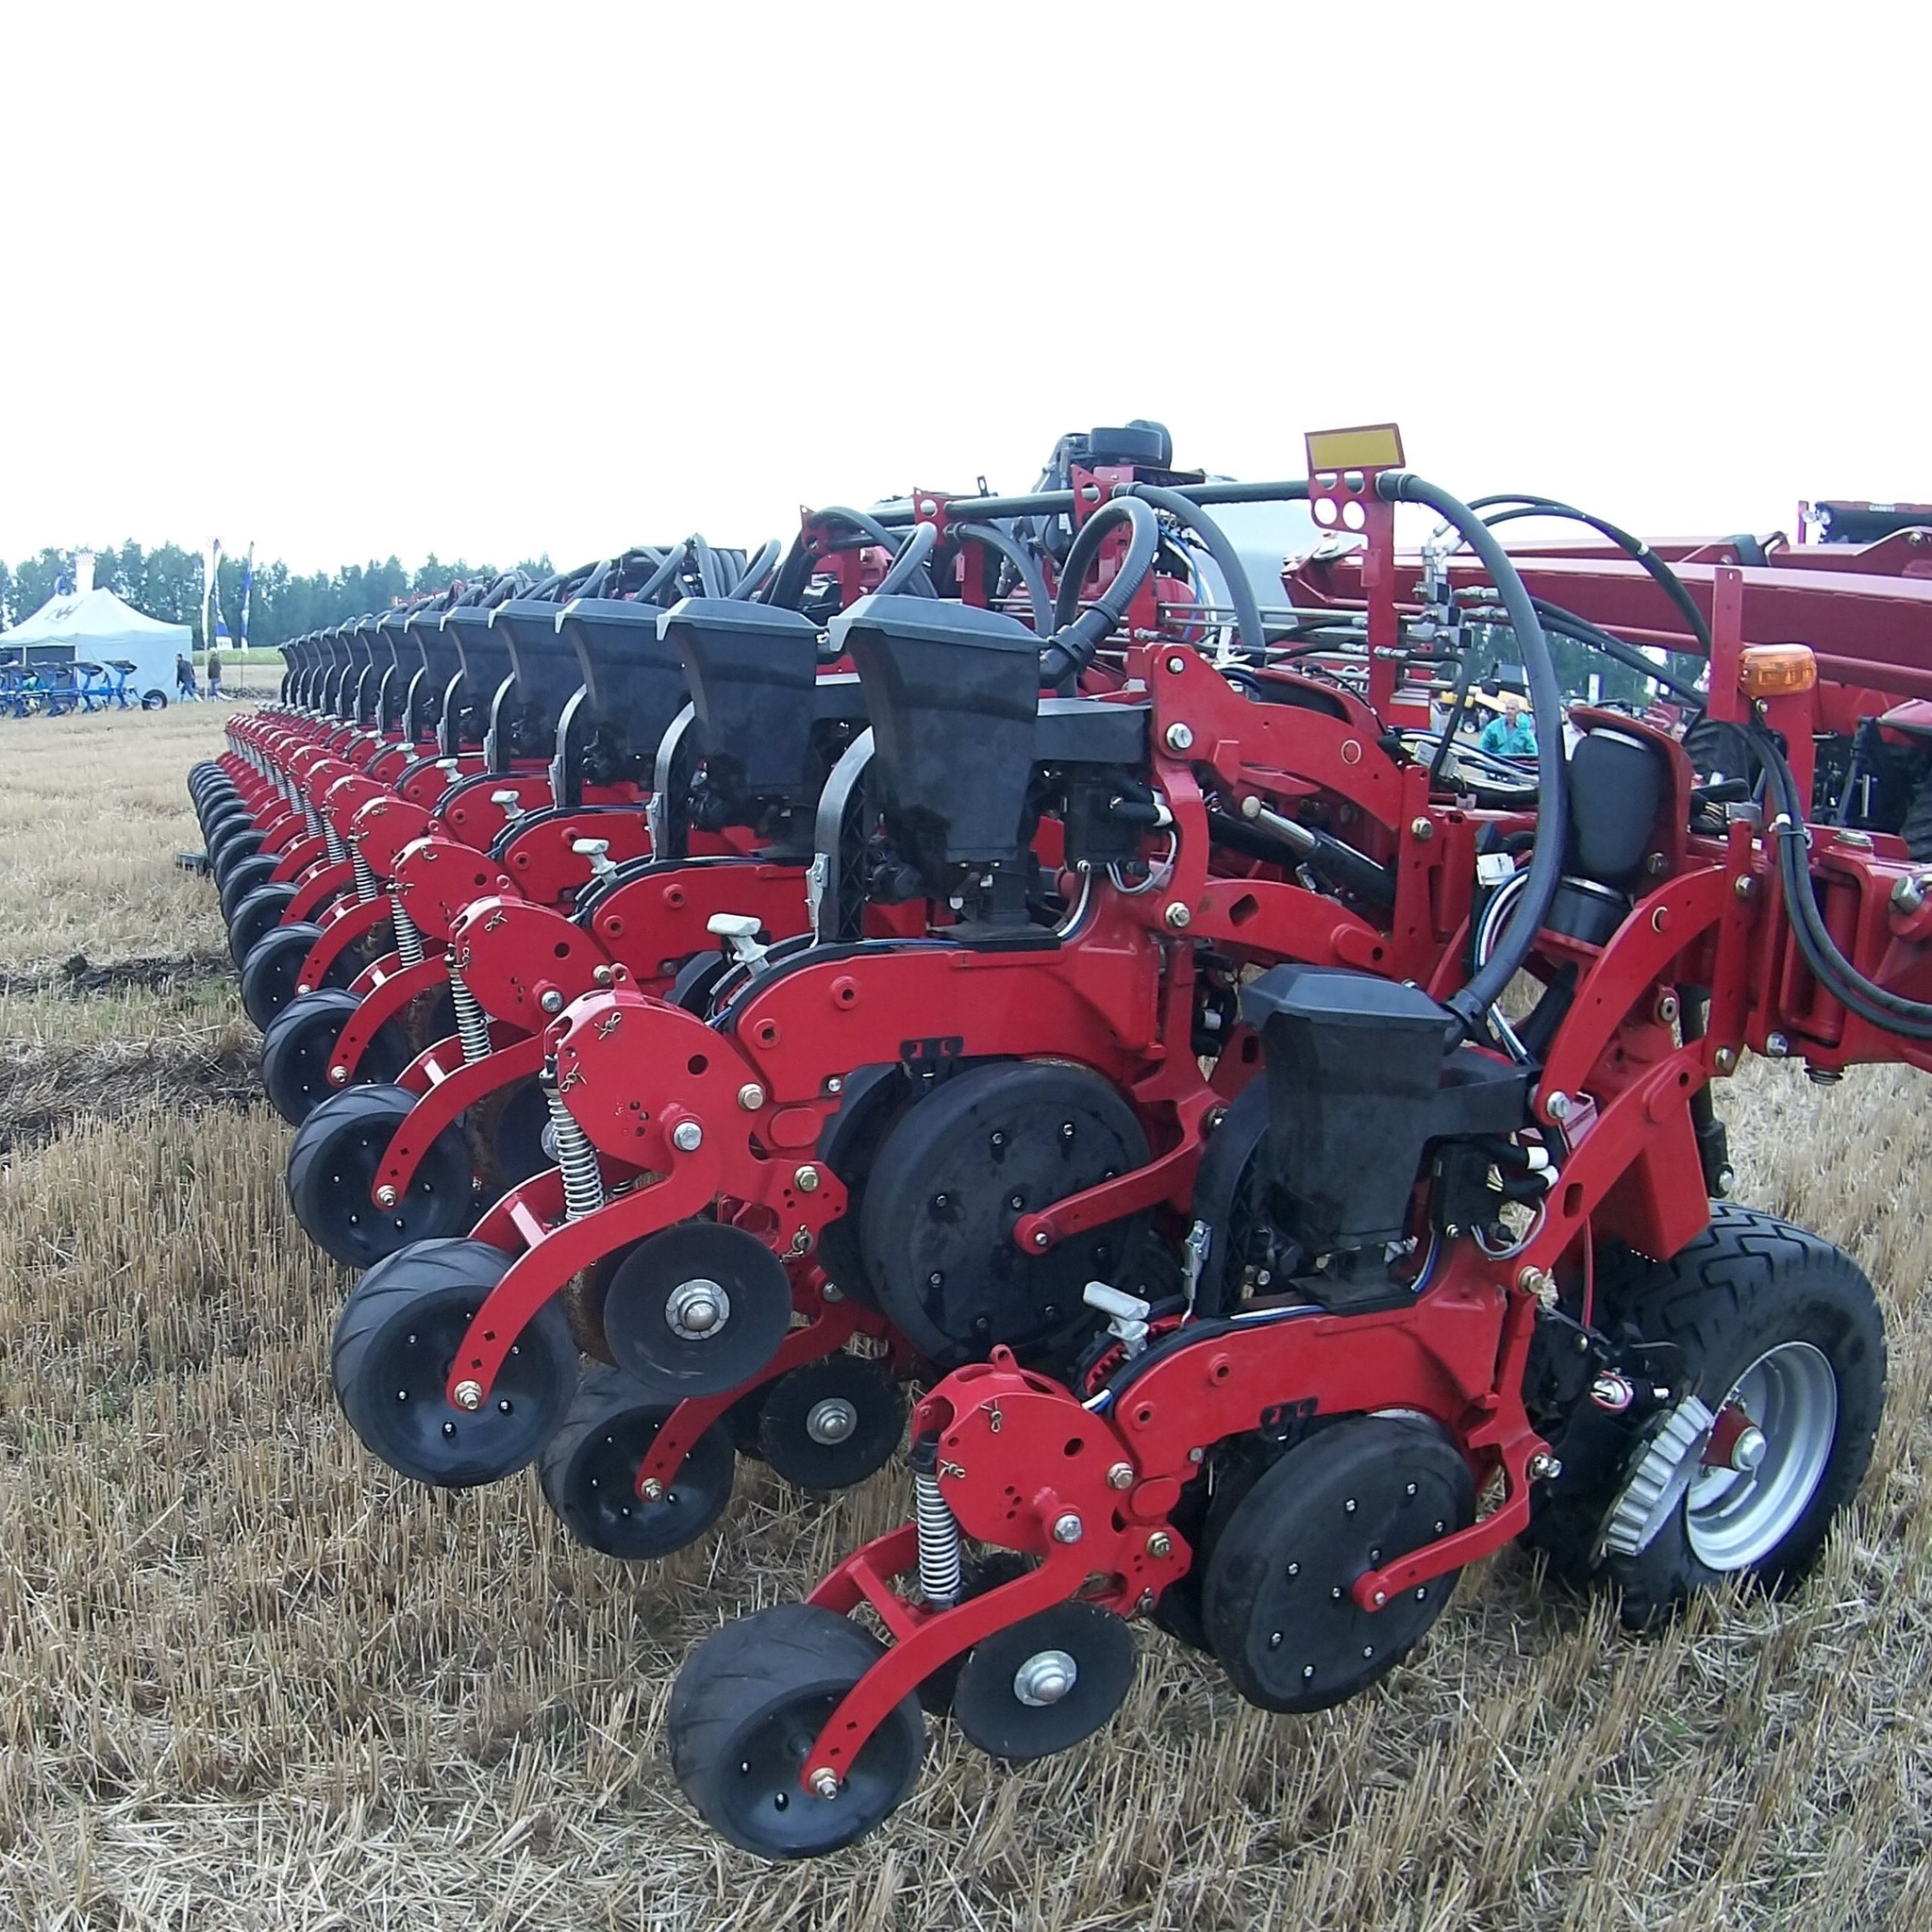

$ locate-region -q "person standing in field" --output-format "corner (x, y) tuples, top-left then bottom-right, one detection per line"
(176, 653), (199, 700)
(1479, 691), (1537, 760)
(207, 649), (224, 700)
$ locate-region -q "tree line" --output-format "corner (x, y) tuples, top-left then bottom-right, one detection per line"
(0, 543), (553, 651)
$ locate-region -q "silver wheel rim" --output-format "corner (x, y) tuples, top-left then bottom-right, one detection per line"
(1685, 1341), (1838, 1571)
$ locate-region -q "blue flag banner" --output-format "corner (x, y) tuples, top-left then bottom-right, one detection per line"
(239, 542), (255, 649)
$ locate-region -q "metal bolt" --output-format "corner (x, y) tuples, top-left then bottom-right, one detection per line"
(1031, 1229), (1051, 1249)
(540, 989), (564, 1014)
(453, 1380), (482, 1411)
(1591, 1372), (1636, 1411)
(1013, 1650), (1078, 1707)
(667, 1279), (728, 1338)
(1713, 1046), (1739, 1075)
(329, 1064), (350, 1085)
(809, 1769), (840, 1799)
(1729, 1424), (1769, 1472)
(824, 1075), (843, 1094)
(1645, 852), (1669, 876)
(1734, 874), (1758, 900)
(1165, 655), (1188, 675)
(737, 1083), (765, 1110)
(1052, 1512), (1084, 1544)
(592, 964), (614, 986)
(639, 1476), (665, 1503)
(671, 1120), (704, 1153)
(1656, 992), (1680, 1025)
(806, 1398), (857, 1444)
(1892, 874), (1929, 915)
(1372, 1590), (1388, 1607)
(1343, 1498), (1357, 1514)
(1543, 1090), (1572, 1122)
(1766, 1032), (1790, 1058)
(375, 1185), (399, 1209)
(1528, 1451), (1564, 1481)
(1164, 722), (1194, 754)
(1715, 1163), (1737, 1193)
(1107, 1461), (1135, 1491)
(1303, 1665), (1316, 1680)
(794, 1164), (821, 1192)
(1517, 1265), (1554, 1301)
(1146, 1531), (1173, 1558)
(1409, 816), (1434, 841)
(1164, 901), (1191, 930)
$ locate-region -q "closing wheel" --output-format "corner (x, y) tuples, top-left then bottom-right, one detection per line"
(228, 882), (299, 970)
(289, 1084), (474, 1267)
(951, 1599), (1137, 1761)
(1203, 1414), (1474, 1714)
(261, 988), (410, 1124)
(755, 1354), (906, 1491)
(241, 921), (350, 1029)
(602, 1222), (793, 1400)
(331, 1238), (577, 1486)
(1529, 1203), (1886, 1627)
(669, 1604), (924, 1858)
(537, 1364), (736, 1560)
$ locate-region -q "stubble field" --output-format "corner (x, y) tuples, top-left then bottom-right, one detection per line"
(0, 706), (1928, 1930)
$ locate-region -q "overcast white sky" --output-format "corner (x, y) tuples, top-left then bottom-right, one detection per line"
(3, 1), (1924, 576)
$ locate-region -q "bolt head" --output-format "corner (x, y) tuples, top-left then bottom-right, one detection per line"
(1656, 993), (1680, 1024)
(453, 1379), (483, 1411)
(1734, 873), (1758, 900)
(671, 1120), (704, 1153)
(1766, 1032), (1790, 1058)
(1165, 654), (1188, 675)
(592, 964), (614, 986)
(1409, 815), (1434, 841)
(1164, 722), (1194, 753)
(375, 1185), (399, 1209)
(1163, 901), (1192, 930)
(295, 981), (313, 997)
(1713, 1046), (1739, 1075)
(1730, 1424), (1769, 1473)
(1372, 1590), (1388, 1607)
(639, 1476), (665, 1502)
(328, 1064), (350, 1085)
(1107, 1461), (1134, 1491)
(809, 1768), (841, 1800)
(1031, 1229), (1051, 1249)
(1543, 1090), (1572, 1122)
(737, 1083), (766, 1111)
(1146, 1531), (1173, 1558)
(1051, 1512), (1084, 1544)
(793, 1164), (821, 1192)
(540, 990), (564, 1014)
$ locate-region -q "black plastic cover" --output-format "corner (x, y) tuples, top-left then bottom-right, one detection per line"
(659, 598), (822, 797)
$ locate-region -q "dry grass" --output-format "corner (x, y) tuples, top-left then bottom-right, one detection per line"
(0, 707), (1928, 1930)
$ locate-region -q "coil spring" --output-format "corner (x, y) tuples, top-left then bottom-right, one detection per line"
(323, 817), (346, 866)
(447, 961), (493, 1064)
(391, 897), (425, 969)
(303, 801), (323, 840)
(351, 841), (378, 903)
(546, 1081), (606, 1218)
(915, 1469), (962, 1607)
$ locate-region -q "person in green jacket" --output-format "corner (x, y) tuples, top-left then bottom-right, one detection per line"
(1478, 691), (1537, 760)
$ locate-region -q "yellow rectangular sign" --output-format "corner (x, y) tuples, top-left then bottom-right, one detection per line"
(1305, 424), (1406, 474)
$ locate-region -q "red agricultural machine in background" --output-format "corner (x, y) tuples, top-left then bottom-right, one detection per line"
(186, 424), (1932, 1858)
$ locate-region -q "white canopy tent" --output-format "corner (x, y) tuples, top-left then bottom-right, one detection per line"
(0, 587), (190, 704)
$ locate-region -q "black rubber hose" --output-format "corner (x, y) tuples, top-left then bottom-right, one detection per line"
(817, 506), (904, 551)
(874, 520), (940, 596)
(1116, 483), (1269, 660)
(953, 522), (1054, 635)
(1534, 600), (1706, 705)
(1754, 724), (1932, 1040)
(636, 544), (693, 607)
(1472, 496), (1712, 653)
(1382, 473), (1567, 1033)
(1041, 497), (1163, 685)
(727, 538), (783, 603)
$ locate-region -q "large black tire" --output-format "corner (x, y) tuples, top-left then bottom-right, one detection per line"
(1529, 1204), (1886, 1628)
(331, 1238), (576, 1486)
(219, 850), (279, 920)
(289, 1083), (475, 1266)
(537, 1364), (736, 1560)
(669, 1605), (924, 1857)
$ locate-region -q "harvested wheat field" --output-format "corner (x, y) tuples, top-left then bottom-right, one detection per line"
(1, 706), (1928, 1931)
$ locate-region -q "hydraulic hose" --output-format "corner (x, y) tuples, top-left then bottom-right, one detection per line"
(1534, 599), (1705, 705)
(727, 537), (783, 602)
(1116, 483), (1270, 660)
(1041, 496), (1163, 686)
(874, 519), (940, 597)
(1471, 496), (1712, 653)
(1754, 724), (1932, 1041)
(1381, 472), (1567, 1034)
(953, 522), (1055, 635)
